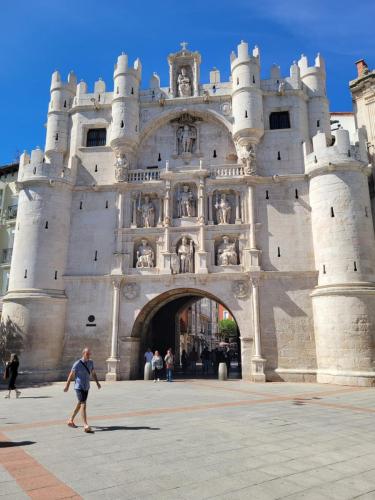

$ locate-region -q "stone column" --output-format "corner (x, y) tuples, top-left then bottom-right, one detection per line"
(131, 196), (137, 228)
(198, 179), (205, 222)
(250, 277), (266, 382)
(106, 278), (122, 381)
(235, 192), (241, 224)
(208, 193), (213, 225)
(157, 197), (163, 226)
(248, 185), (256, 249)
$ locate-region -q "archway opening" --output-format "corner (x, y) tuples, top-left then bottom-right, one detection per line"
(134, 289), (241, 379)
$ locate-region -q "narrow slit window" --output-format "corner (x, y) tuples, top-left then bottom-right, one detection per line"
(33, 167), (36, 174)
(55, 133), (58, 141)
(252, 75), (255, 84)
(120, 120), (124, 128)
(98, 94), (101, 102)
(330, 207), (335, 218)
(105, 200), (109, 209)
(213, 150), (217, 158)
(24, 269), (27, 279)
(354, 261), (357, 272)
(277, 246), (281, 257)
(277, 151), (281, 160)
(45, 221), (48, 229)
(245, 110), (248, 118)
(323, 264), (326, 274)
(236, 77), (239, 85)
(94, 251), (98, 261)
(131, 87), (134, 95)
(54, 271), (58, 280)
(116, 86), (119, 94)
(266, 190), (269, 200)
(158, 153), (161, 162)
(94, 164), (98, 172)
(365, 206), (368, 217)
(63, 100), (67, 108)
(79, 201), (83, 210)
(295, 189), (299, 199)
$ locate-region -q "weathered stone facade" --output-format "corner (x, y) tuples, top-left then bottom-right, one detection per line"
(2, 42), (375, 385)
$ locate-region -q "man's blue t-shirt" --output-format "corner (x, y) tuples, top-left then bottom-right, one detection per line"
(72, 359), (94, 391)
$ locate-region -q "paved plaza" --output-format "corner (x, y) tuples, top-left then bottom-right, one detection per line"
(1, 380), (375, 499)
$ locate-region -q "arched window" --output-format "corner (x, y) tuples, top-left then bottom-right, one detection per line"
(86, 128), (106, 147)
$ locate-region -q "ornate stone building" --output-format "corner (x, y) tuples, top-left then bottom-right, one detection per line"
(2, 42), (375, 385)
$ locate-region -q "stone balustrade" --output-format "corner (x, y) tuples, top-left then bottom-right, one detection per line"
(127, 169), (161, 183)
(210, 164), (245, 178)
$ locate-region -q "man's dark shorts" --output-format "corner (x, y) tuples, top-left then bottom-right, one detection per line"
(75, 389), (89, 403)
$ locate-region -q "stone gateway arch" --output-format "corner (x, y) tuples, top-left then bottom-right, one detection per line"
(2, 42), (375, 386)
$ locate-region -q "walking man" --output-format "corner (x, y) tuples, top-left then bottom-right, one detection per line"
(64, 347), (101, 433)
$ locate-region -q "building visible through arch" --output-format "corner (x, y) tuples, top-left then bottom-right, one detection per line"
(2, 42), (375, 386)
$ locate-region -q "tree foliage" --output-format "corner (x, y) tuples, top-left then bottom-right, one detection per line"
(218, 319), (237, 339)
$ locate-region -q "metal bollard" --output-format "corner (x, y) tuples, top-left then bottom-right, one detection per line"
(218, 362), (228, 381)
(144, 362), (152, 381)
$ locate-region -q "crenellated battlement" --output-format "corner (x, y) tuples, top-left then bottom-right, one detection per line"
(304, 129), (368, 175)
(230, 41), (260, 71)
(18, 148), (74, 184)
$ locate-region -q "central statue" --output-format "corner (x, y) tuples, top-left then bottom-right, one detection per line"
(177, 185), (195, 217)
(177, 125), (197, 155)
(177, 67), (192, 97)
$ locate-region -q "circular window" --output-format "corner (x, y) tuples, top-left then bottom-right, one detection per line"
(88, 315), (95, 323)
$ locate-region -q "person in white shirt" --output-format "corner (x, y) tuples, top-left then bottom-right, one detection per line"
(144, 348), (153, 365)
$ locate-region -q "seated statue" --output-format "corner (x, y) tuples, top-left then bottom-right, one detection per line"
(215, 193), (231, 224)
(177, 67), (192, 97)
(217, 236), (238, 266)
(136, 239), (154, 268)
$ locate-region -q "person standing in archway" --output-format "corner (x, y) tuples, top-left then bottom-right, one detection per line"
(164, 349), (174, 382)
(3, 354), (21, 399)
(151, 351), (163, 382)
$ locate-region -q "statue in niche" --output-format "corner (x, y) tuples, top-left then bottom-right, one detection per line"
(215, 193), (232, 224)
(177, 124), (197, 155)
(217, 236), (238, 266)
(177, 67), (192, 97)
(177, 236), (194, 273)
(114, 152), (128, 182)
(137, 194), (155, 228)
(177, 185), (195, 217)
(136, 239), (154, 268)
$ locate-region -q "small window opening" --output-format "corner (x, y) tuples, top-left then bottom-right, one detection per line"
(33, 167), (36, 174)
(98, 94), (101, 102)
(54, 271), (58, 280)
(269, 111), (291, 130)
(323, 264), (326, 274)
(213, 150), (217, 158)
(212, 85), (216, 91)
(63, 100), (67, 108)
(79, 201), (83, 210)
(276, 79), (279, 84)
(24, 269), (27, 279)
(236, 77), (239, 85)
(295, 189), (299, 199)
(94, 251), (98, 261)
(17, 223), (20, 230)
(45, 221), (48, 229)
(266, 190), (269, 200)
(120, 120), (124, 128)
(245, 110), (248, 118)
(314, 155), (318, 163)
(105, 200), (108, 209)
(277, 246), (281, 257)
(86, 128), (106, 147)
(365, 206), (368, 217)
(116, 86), (119, 94)
(354, 261), (357, 272)
(348, 149), (351, 157)
(252, 75), (255, 84)
(330, 207), (335, 218)
(277, 151), (281, 160)
(135, 125), (138, 132)
(131, 87), (134, 95)
(317, 120), (320, 127)
(158, 153), (161, 162)
(55, 133), (58, 141)
(88, 315), (95, 323)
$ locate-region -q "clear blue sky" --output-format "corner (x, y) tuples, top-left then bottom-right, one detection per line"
(1, 0), (374, 164)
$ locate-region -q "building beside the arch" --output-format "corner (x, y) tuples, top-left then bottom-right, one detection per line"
(2, 42), (375, 386)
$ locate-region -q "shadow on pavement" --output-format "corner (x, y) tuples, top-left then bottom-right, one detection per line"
(19, 396), (52, 399)
(93, 425), (160, 432)
(0, 440), (35, 448)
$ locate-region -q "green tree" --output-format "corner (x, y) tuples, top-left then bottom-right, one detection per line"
(218, 319), (237, 339)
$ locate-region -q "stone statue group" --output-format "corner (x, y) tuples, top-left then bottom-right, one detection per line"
(135, 235), (238, 271)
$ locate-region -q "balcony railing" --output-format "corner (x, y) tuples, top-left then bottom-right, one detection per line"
(6, 205), (18, 220)
(127, 170), (161, 183)
(210, 164), (246, 178)
(1, 248), (13, 264)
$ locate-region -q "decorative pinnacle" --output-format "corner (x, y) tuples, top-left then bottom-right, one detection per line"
(180, 41), (188, 51)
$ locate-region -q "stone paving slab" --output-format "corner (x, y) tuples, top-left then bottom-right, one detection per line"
(1, 380), (375, 499)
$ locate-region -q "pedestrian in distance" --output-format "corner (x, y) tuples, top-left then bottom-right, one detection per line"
(164, 349), (174, 382)
(144, 347), (153, 365)
(64, 347), (101, 433)
(189, 347), (198, 376)
(3, 354), (21, 399)
(151, 350), (163, 382)
(181, 349), (188, 375)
